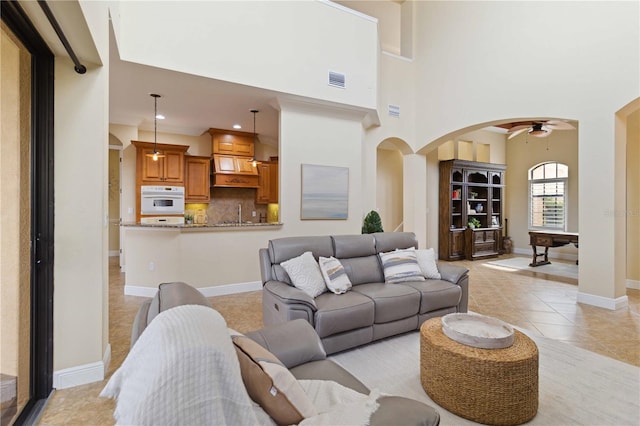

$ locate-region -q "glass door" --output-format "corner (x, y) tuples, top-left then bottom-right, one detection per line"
(1, 20), (32, 425)
(2, 2), (55, 423)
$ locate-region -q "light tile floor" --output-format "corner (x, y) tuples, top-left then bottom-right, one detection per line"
(37, 255), (639, 425)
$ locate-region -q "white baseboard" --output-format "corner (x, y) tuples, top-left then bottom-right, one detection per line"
(577, 292), (629, 310)
(124, 281), (263, 298)
(53, 344), (111, 389)
(627, 279), (640, 290)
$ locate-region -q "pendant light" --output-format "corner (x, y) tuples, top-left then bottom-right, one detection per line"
(248, 109), (261, 167)
(146, 93), (165, 162)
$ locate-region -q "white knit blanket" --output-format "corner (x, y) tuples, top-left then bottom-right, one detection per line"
(101, 305), (379, 425)
(100, 305), (268, 425)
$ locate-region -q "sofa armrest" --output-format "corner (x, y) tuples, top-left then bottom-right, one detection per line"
(245, 319), (327, 369)
(437, 263), (468, 284)
(263, 281), (317, 310)
(437, 263), (469, 313)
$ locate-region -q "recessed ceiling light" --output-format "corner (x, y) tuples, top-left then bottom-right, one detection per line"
(155, 114), (165, 120)
(233, 124), (241, 129)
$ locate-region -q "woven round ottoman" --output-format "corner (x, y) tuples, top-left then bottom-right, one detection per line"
(420, 317), (538, 426)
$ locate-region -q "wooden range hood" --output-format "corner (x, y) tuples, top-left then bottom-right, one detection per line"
(208, 128), (259, 188)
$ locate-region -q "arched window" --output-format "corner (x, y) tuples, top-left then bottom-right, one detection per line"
(528, 162), (568, 230)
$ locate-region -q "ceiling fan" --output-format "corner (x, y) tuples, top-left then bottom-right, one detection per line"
(506, 120), (575, 140)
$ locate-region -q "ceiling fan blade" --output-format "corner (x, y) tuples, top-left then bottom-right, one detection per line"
(544, 120), (575, 130)
(507, 128), (529, 139)
(506, 124), (531, 133)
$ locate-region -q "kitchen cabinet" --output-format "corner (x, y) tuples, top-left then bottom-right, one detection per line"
(185, 156), (211, 203)
(256, 161), (278, 204)
(133, 141), (188, 185)
(439, 159), (506, 261)
(208, 128), (255, 156)
(212, 155), (258, 175)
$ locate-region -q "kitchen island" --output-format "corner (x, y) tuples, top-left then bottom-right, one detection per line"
(122, 222), (282, 231)
(121, 222), (283, 297)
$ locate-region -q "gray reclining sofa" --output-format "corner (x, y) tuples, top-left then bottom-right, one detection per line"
(259, 232), (469, 354)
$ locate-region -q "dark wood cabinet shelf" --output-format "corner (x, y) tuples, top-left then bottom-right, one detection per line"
(439, 160), (506, 261)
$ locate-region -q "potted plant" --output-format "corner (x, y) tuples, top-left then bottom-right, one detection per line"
(185, 214), (194, 225)
(362, 210), (384, 234)
(467, 217), (481, 229)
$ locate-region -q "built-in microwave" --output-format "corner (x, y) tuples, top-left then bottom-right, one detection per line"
(140, 186), (185, 215)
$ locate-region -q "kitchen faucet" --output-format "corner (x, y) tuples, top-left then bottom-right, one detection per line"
(238, 204), (242, 225)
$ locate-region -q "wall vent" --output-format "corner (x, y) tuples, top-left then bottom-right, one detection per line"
(388, 104), (400, 118)
(328, 71), (346, 88)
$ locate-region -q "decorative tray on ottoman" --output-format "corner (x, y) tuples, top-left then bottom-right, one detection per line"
(441, 313), (514, 349)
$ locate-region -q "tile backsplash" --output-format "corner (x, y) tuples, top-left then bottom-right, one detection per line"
(187, 188), (268, 224)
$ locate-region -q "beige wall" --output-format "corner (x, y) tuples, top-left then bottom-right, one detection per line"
(412, 1), (638, 302)
(335, 0), (401, 55)
(627, 109), (640, 284)
(52, 0), (110, 383)
(114, 1), (378, 110)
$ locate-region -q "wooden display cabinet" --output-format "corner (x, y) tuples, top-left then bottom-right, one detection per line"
(439, 159), (506, 261)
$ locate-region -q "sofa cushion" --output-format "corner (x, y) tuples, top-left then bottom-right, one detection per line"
(232, 335), (317, 425)
(401, 280), (462, 313)
(379, 249), (426, 283)
(319, 256), (352, 294)
(351, 283), (421, 323)
(374, 232), (418, 253)
(290, 360), (370, 395)
(269, 236), (333, 264)
(280, 251), (327, 298)
(332, 234), (376, 258)
(415, 248), (441, 279)
(314, 291), (375, 338)
(339, 255), (385, 285)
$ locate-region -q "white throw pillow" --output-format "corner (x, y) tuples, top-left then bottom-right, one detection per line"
(415, 248), (441, 279)
(379, 249), (426, 283)
(318, 256), (352, 294)
(280, 251), (327, 298)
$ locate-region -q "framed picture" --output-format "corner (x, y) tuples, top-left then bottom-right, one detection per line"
(301, 164), (349, 220)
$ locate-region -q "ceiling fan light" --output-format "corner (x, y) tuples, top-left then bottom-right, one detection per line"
(528, 129), (549, 137)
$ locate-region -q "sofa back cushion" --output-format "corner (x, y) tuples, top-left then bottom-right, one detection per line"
(340, 255), (385, 285)
(331, 234), (384, 285)
(374, 232), (418, 253)
(268, 236), (334, 286)
(332, 234), (376, 258)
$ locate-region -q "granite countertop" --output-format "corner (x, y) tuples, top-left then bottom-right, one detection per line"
(121, 222), (282, 230)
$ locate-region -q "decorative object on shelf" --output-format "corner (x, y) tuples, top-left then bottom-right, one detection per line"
(184, 213), (194, 224)
(145, 94), (165, 162)
(475, 203), (483, 213)
(361, 210), (383, 234)
(469, 191), (478, 199)
(491, 215), (499, 227)
(468, 217), (481, 229)
(247, 109), (261, 167)
(452, 189), (460, 199)
(301, 164), (349, 220)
